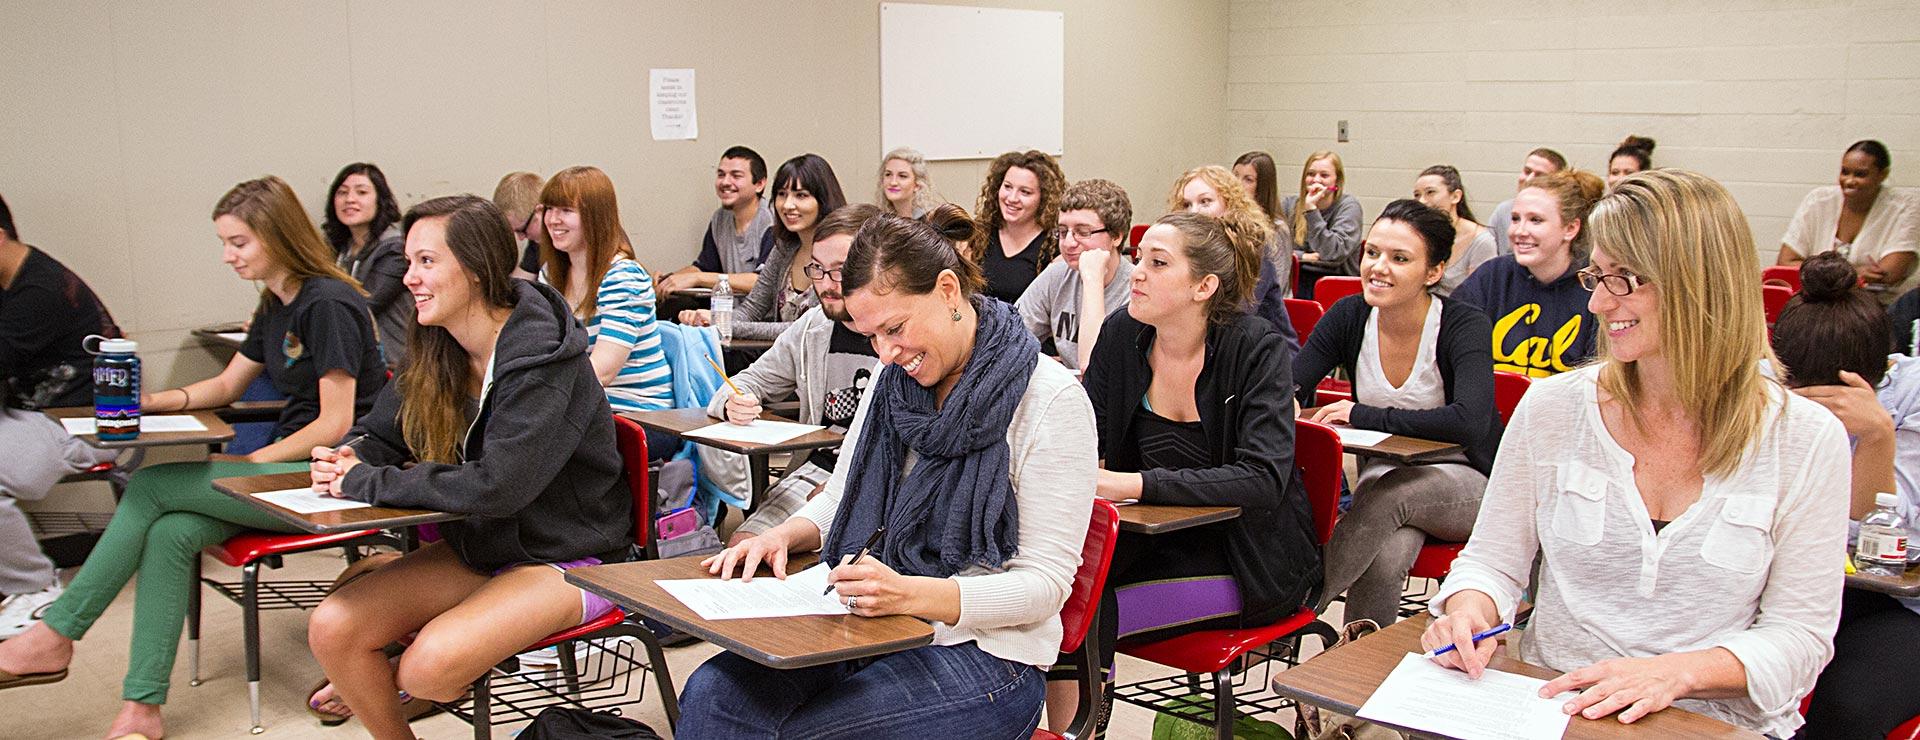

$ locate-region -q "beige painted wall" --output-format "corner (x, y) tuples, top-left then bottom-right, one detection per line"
(1, 0), (1227, 388)
(1227, 0), (1919, 260)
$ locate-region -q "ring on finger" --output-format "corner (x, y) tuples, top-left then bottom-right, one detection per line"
(846, 595), (858, 609)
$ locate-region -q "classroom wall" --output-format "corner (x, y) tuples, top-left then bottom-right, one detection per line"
(0, 0), (1227, 387)
(1226, 0), (1920, 259)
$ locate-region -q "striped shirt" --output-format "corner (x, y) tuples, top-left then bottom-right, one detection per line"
(583, 257), (673, 412)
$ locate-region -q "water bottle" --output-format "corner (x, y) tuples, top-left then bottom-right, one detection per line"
(84, 335), (140, 441)
(1855, 492), (1909, 577)
(712, 274), (735, 343)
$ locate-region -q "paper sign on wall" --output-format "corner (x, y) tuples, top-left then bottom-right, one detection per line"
(650, 68), (698, 141)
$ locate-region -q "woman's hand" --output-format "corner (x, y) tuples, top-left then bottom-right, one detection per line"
(1308, 400), (1355, 426)
(1420, 590), (1501, 678)
(829, 556), (960, 622)
(1539, 654), (1696, 724)
(308, 445), (361, 497)
(679, 309), (714, 327)
(1302, 183), (1328, 212)
(1794, 371), (1893, 442)
(724, 391), (762, 425)
(1094, 469), (1142, 502)
(703, 529), (794, 582)
(1300, 252), (1321, 263)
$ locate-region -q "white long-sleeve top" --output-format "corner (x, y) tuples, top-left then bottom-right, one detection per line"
(1431, 365), (1851, 737)
(796, 355), (1096, 668)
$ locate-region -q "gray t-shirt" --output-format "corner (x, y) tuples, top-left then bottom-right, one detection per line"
(1489, 198), (1514, 256)
(699, 202), (776, 275)
(1437, 226), (1499, 297)
(1014, 259), (1134, 371)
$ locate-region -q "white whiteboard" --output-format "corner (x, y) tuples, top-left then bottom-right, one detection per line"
(880, 3), (1064, 161)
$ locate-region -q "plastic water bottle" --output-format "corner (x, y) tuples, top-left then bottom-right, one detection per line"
(85, 335), (141, 441)
(712, 274), (734, 343)
(1856, 492), (1909, 577)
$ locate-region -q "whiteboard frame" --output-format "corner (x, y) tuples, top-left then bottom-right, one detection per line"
(879, 2), (1064, 161)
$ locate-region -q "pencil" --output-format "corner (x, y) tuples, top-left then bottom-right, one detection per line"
(704, 353), (742, 397)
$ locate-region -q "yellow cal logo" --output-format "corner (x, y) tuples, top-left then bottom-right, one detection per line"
(1491, 305), (1582, 377)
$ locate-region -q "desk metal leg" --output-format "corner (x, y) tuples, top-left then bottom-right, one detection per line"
(748, 455), (770, 514)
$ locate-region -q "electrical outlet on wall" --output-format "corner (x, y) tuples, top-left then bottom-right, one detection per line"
(1337, 120), (1349, 142)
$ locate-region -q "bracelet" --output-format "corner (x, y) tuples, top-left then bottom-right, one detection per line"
(176, 387), (192, 412)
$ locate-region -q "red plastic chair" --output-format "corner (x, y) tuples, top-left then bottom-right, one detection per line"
(1763, 284), (1794, 324)
(1129, 224), (1148, 248)
(1313, 276), (1363, 314)
(1114, 421), (1343, 739)
(1033, 499), (1122, 740)
(1492, 371), (1531, 426)
(1761, 264), (1801, 293)
(1283, 297), (1322, 346)
(1401, 373), (1532, 616)
(452, 415), (679, 737)
(1893, 714), (1920, 740)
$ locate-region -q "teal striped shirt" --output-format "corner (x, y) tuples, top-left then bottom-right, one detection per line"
(583, 257), (672, 412)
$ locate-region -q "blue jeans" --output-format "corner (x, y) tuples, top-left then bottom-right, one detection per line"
(676, 642), (1044, 739)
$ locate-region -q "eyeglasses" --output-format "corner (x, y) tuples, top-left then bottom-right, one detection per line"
(802, 263), (843, 282)
(521, 205), (543, 236)
(1576, 267), (1649, 296)
(1052, 226), (1112, 242)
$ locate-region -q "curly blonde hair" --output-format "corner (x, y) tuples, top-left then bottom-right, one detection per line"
(1167, 165), (1276, 259)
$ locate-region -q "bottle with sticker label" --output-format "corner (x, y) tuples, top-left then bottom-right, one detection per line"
(712, 274), (734, 343)
(84, 334), (141, 441)
(1855, 492), (1909, 577)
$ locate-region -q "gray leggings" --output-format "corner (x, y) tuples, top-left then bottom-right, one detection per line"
(1316, 459), (1487, 628)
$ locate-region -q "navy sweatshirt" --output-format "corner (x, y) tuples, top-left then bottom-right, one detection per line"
(1450, 255), (1596, 377)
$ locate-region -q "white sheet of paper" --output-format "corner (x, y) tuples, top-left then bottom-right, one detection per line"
(1357, 653), (1573, 740)
(1333, 426), (1393, 446)
(62, 415), (209, 435)
(252, 487), (374, 515)
(217, 331), (247, 343)
(685, 419), (824, 446)
(656, 563), (850, 620)
(648, 68), (698, 140)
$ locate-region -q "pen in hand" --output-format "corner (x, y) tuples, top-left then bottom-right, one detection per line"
(825, 526), (887, 596)
(1425, 623), (1512, 659)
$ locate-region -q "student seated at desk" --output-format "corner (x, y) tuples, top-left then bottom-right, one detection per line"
(969, 150), (1065, 306)
(657, 146), (776, 297)
(1771, 253), (1920, 739)
(707, 203), (884, 545)
(1450, 169), (1604, 377)
(1486, 147), (1567, 256)
(875, 147), (942, 218)
(1232, 150), (1284, 229)
(324, 162), (412, 369)
(1412, 165), (1498, 296)
(0, 194), (121, 639)
(1777, 140), (1918, 301)
(493, 170), (546, 282)
(1283, 150), (1364, 298)
(1015, 178), (1134, 372)
(302, 195), (631, 739)
(685, 210), (1096, 738)
(1168, 165), (1298, 347)
(1606, 136), (1655, 192)
(0, 176), (387, 740)
(536, 166), (673, 418)
(1294, 199), (1500, 629)
(680, 153), (847, 340)
(1055, 210), (1320, 730)
(1422, 171), (1850, 737)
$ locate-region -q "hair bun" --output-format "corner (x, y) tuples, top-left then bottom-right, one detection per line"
(921, 202), (977, 244)
(1618, 135), (1656, 154)
(1798, 252), (1859, 302)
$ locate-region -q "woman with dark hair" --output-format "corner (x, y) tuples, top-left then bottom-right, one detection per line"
(1776, 253), (1920, 740)
(1294, 199), (1501, 627)
(1413, 164), (1498, 295)
(324, 162), (412, 369)
(1607, 136), (1656, 191)
(1779, 140), (1918, 302)
(303, 195), (631, 739)
(970, 150), (1066, 305)
(1233, 150), (1283, 225)
(537, 166), (672, 416)
(0, 176), (387, 740)
(1048, 208), (1319, 731)
(681, 153), (847, 339)
(681, 207), (1095, 738)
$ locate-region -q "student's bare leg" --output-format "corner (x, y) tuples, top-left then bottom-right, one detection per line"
(307, 543), (488, 740)
(391, 562), (584, 704)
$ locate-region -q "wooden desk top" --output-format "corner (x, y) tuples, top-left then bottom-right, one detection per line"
(567, 555), (935, 669)
(1300, 408), (1466, 463)
(1117, 504), (1241, 534)
(621, 407), (845, 455)
(44, 406), (236, 449)
(211, 471), (463, 534)
(1847, 560), (1920, 597)
(192, 321), (248, 351)
(722, 337), (776, 352)
(1271, 615), (1761, 739)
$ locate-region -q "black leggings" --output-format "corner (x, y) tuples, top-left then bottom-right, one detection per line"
(1798, 588), (1920, 739)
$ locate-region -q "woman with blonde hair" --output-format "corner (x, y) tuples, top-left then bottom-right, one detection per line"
(970, 150), (1065, 304)
(1168, 165), (1296, 345)
(875, 147), (942, 218)
(1283, 150), (1365, 299)
(1422, 170), (1849, 737)
(0, 176), (388, 739)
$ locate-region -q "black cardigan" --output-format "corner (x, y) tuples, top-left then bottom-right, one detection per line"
(1085, 310), (1321, 627)
(1292, 294), (1503, 475)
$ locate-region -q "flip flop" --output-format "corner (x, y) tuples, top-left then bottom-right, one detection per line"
(0, 666), (67, 690)
(307, 677), (352, 726)
(306, 677), (448, 726)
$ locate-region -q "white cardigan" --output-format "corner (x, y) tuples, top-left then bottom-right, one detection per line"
(796, 355), (1096, 668)
(1432, 366), (1850, 738)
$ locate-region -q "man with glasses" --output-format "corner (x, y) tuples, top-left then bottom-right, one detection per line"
(702, 204), (882, 545)
(1015, 179), (1136, 371)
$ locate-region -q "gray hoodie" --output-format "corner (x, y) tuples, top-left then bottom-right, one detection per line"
(342, 279), (631, 571)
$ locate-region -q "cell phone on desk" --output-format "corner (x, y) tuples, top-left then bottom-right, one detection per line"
(656, 506), (700, 542)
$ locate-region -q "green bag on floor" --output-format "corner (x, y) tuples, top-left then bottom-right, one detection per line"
(1150, 693), (1293, 740)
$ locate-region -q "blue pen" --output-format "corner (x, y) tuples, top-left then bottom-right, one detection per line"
(1423, 623), (1512, 659)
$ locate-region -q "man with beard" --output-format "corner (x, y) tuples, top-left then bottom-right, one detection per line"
(704, 204), (881, 545)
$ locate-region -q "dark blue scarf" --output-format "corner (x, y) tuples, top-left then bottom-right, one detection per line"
(823, 295), (1039, 578)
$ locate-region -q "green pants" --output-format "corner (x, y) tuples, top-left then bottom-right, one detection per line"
(41, 461), (308, 705)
